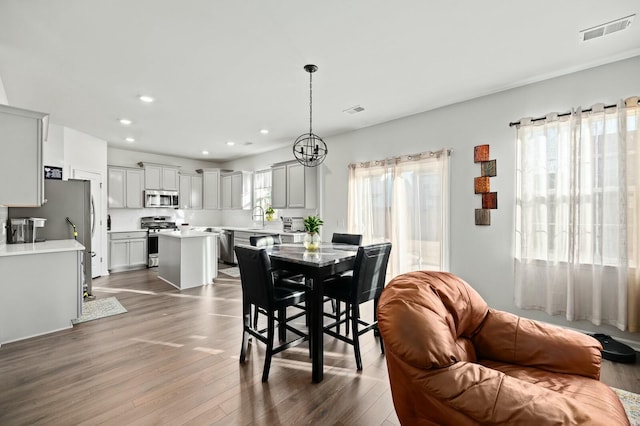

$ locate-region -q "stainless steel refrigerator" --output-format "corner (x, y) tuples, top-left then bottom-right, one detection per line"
(9, 179), (92, 293)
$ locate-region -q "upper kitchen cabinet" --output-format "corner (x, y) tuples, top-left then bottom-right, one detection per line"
(178, 173), (202, 210)
(271, 161), (317, 209)
(221, 171), (252, 210)
(138, 162), (180, 191)
(197, 168), (221, 210)
(108, 166), (144, 208)
(0, 105), (49, 207)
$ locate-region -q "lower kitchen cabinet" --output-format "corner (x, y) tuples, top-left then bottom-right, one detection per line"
(109, 231), (147, 272)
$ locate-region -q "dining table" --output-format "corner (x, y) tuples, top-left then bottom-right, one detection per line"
(266, 242), (359, 383)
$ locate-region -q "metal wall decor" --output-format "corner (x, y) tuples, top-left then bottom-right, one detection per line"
(474, 144), (497, 225)
(293, 64), (328, 167)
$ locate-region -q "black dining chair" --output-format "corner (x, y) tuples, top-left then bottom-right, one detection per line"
(322, 242), (392, 371)
(249, 234), (307, 326)
(331, 233), (363, 246)
(326, 233), (363, 320)
(235, 245), (309, 382)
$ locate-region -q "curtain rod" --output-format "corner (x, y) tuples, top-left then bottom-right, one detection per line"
(348, 148), (452, 169)
(508, 103), (618, 127)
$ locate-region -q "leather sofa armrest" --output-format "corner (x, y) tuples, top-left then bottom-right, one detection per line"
(472, 309), (602, 379)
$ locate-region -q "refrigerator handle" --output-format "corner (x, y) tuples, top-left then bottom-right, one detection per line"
(90, 195), (96, 237)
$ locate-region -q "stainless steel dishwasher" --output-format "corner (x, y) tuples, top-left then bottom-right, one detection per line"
(218, 229), (235, 264)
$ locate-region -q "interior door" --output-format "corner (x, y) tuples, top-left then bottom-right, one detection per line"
(73, 169), (102, 278)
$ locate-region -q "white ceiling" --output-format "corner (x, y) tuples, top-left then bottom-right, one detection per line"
(1, 1), (639, 162)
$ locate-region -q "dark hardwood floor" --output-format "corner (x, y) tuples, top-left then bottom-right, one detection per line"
(1, 265), (639, 425)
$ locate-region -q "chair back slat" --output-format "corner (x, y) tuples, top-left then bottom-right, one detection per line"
(235, 245), (274, 309)
(331, 233), (363, 246)
(250, 234), (282, 248)
(352, 243), (392, 305)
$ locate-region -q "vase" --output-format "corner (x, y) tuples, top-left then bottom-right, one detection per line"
(303, 232), (321, 251)
(266, 214), (274, 221)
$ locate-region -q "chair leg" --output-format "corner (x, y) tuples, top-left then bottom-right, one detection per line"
(345, 304), (350, 336)
(253, 304), (259, 329)
(331, 298), (336, 312)
(240, 304), (251, 363)
(374, 297), (384, 354)
(278, 308), (286, 342)
(262, 313), (275, 382)
(335, 301), (341, 334)
(351, 305), (362, 371)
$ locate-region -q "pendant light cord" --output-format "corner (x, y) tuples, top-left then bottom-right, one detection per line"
(309, 70), (313, 135)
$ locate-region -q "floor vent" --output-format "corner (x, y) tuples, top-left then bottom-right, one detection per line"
(580, 14), (635, 42)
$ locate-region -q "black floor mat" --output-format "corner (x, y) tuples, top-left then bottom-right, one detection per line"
(589, 333), (636, 364)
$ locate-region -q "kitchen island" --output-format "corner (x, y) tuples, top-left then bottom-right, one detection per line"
(0, 239), (84, 344)
(158, 231), (218, 290)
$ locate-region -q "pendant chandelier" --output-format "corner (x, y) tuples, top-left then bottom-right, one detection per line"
(293, 64), (328, 167)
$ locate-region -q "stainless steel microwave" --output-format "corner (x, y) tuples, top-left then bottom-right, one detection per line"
(144, 190), (179, 208)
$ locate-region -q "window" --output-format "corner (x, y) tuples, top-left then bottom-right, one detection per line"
(348, 150), (450, 277)
(515, 99), (640, 331)
(253, 169), (272, 212)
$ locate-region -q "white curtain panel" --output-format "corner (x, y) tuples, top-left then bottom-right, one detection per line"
(348, 150), (450, 277)
(515, 98), (640, 331)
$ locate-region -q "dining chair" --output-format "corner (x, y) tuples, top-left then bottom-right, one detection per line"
(331, 233), (363, 246)
(327, 233), (363, 323)
(235, 245), (309, 382)
(249, 234), (307, 326)
(322, 242), (392, 370)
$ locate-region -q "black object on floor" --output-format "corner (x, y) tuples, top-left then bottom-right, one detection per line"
(589, 333), (636, 364)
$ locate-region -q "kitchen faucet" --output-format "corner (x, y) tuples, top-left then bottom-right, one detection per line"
(252, 206), (265, 229)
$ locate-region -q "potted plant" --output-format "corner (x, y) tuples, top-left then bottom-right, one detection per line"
(303, 215), (324, 251)
(265, 206), (275, 221)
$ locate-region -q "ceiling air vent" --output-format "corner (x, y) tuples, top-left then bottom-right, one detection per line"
(579, 14), (635, 42)
(343, 105), (365, 115)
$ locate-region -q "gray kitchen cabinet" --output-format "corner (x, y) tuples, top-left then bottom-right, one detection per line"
(197, 168), (221, 210)
(271, 161), (317, 209)
(138, 162), (180, 191)
(179, 173), (202, 209)
(221, 171), (252, 210)
(108, 231), (147, 272)
(108, 166), (143, 208)
(0, 104), (48, 207)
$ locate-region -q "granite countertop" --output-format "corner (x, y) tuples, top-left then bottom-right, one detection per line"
(0, 239), (85, 257)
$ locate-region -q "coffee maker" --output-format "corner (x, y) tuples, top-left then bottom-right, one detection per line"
(7, 218), (28, 244)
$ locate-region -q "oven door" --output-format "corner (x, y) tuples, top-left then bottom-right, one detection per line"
(147, 233), (159, 267)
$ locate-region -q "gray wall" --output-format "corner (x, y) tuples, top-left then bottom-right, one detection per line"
(222, 55), (640, 346)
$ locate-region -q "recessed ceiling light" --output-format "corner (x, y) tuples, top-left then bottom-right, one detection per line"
(260, 129), (269, 135)
(202, 150), (209, 155)
(139, 95), (155, 103)
(125, 137), (135, 143)
(119, 118), (132, 125)
(226, 141), (235, 146)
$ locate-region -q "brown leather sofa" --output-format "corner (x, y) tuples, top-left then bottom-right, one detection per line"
(377, 271), (629, 425)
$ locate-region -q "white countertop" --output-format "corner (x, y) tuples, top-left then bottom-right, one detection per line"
(0, 239), (85, 257)
(158, 230), (218, 239)
(108, 228), (147, 234)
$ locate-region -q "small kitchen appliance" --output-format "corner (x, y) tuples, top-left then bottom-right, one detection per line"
(282, 216), (305, 233)
(7, 218), (28, 243)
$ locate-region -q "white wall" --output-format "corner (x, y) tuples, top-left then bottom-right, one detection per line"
(107, 147), (224, 230)
(226, 56), (640, 345)
(0, 73), (7, 105)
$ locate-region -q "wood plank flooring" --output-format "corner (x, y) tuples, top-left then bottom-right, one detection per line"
(1, 266), (639, 425)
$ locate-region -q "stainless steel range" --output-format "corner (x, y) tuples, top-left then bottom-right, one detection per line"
(141, 216), (177, 267)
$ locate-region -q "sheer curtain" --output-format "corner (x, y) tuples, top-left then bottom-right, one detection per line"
(348, 149), (450, 277)
(515, 97), (640, 331)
